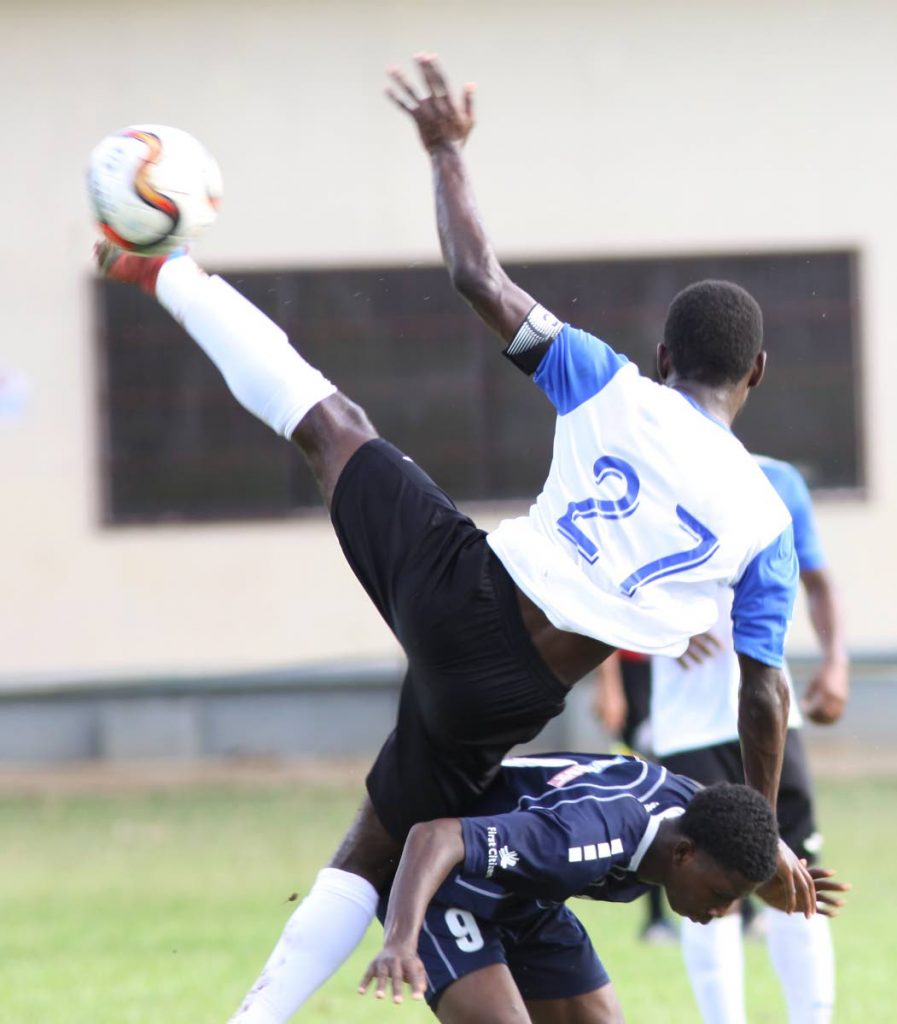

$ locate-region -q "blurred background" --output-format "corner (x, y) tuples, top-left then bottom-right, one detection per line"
(3, 0), (895, 760)
(1, 1), (896, 1021)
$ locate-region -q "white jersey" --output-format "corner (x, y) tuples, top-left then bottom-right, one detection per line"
(650, 457), (826, 756)
(650, 588), (802, 756)
(487, 325), (797, 662)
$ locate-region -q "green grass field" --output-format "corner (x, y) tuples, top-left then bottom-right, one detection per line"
(0, 771), (888, 1023)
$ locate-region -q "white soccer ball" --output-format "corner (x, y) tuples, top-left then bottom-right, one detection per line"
(87, 124), (223, 256)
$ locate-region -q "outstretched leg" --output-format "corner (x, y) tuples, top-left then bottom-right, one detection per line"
(290, 393), (378, 510)
(95, 248), (400, 1022)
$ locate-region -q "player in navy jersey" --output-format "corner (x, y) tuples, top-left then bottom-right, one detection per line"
(95, 52), (814, 1023)
(359, 754), (847, 1020)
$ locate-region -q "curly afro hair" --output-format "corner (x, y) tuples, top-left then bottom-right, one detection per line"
(664, 280), (763, 386)
(680, 783), (779, 883)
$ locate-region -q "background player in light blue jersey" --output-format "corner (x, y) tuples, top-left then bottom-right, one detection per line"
(359, 755), (848, 1021)
(97, 52), (815, 1023)
(651, 457), (848, 1023)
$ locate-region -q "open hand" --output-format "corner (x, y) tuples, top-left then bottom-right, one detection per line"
(758, 863), (850, 918)
(769, 839), (818, 916)
(386, 52), (475, 153)
(359, 944), (427, 1004)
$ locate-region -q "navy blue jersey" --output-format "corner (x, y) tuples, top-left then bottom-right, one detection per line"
(433, 753), (698, 924)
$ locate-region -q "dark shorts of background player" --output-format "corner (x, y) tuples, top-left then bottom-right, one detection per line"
(661, 728), (820, 862)
(330, 439), (569, 842)
(377, 893), (609, 1011)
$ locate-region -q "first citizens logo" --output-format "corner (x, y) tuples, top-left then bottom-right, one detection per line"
(485, 827), (519, 877)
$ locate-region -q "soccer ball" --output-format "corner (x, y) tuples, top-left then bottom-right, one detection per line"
(87, 124), (222, 256)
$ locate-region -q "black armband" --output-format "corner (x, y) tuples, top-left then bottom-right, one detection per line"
(503, 304), (564, 375)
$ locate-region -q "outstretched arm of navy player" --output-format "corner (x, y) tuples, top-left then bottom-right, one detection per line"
(386, 53), (538, 346)
(359, 819), (464, 1004)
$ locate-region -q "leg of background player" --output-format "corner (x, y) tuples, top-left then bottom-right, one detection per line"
(765, 908), (835, 1023)
(641, 886), (678, 944)
(680, 912), (746, 1024)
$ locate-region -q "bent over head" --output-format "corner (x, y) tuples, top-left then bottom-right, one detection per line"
(681, 783), (779, 882)
(663, 782), (779, 924)
(663, 280), (764, 386)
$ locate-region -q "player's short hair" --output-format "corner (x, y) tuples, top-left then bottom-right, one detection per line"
(680, 783), (779, 882)
(664, 280), (764, 385)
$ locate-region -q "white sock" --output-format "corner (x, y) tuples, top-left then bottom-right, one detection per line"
(156, 255), (336, 439)
(680, 913), (746, 1024)
(765, 908), (835, 1024)
(228, 867), (378, 1024)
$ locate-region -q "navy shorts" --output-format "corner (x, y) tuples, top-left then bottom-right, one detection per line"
(330, 439), (568, 841)
(661, 728), (820, 861)
(378, 893), (609, 1010)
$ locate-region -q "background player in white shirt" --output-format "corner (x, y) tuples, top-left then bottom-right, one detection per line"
(651, 457), (848, 1023)
(96, 52), (814, 1023)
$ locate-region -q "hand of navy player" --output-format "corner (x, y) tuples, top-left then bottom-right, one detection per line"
(358, 943), (428, 1005)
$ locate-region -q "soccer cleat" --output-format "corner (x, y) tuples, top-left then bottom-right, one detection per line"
(94, 240), (173, 296)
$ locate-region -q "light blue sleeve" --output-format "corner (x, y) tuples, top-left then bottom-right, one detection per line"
(533, 325), (629, 415)
(731, 527), (798, 667)
(759, 460), (826, 572)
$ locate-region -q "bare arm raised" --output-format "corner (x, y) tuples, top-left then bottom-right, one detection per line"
(387, 53), (536, 344)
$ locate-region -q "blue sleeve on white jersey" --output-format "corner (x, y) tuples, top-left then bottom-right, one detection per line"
(731, 527), (798, 667)
(759, 460), (826, 572)
(533, 325), (629, 415)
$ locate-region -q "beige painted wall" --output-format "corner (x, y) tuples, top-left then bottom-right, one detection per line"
(2, 0), (895, 684)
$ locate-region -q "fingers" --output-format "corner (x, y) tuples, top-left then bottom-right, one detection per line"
(386, 66), (422, 108)
(802, 696), (844, 725)
(358, 956), (426, 1003)
(676, 632), (720, 668)
(415, 51), (449, 97)
(463, 82), (476, 121)
(358, 961), (376, 995)
(795, 858), (816, 918)
(411, 958), (427, 1000)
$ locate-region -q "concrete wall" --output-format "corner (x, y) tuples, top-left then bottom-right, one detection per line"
(3, 0), (896, 687)
(0, 659), (891, 769)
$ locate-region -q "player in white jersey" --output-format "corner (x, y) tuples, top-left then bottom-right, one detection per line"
(95, 52), (814, 1024)
(651, 457), (848, 1023)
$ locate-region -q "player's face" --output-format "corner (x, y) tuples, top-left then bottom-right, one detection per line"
(664, 848), (757, 924)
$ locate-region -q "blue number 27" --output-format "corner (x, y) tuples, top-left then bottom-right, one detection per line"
(556, 455), (719, 598)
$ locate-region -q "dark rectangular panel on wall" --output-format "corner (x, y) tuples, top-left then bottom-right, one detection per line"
(96, 249), (860, 523)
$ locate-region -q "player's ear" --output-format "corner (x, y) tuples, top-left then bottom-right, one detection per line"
(672, 837), (697, 867)
(656, 342), (672, 381)
(747, 350), (766, 389)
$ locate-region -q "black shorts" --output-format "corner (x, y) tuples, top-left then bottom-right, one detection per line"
(660, 729), (821, 862)
(331, 439), (568, 841)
